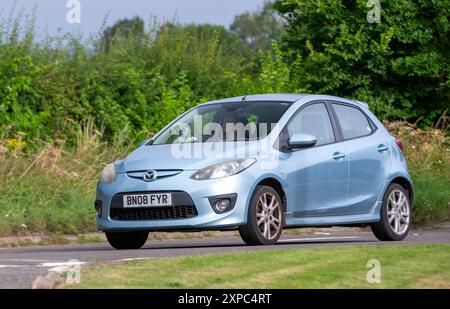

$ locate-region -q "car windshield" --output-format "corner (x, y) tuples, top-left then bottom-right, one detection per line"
(152, 101), (292, 145)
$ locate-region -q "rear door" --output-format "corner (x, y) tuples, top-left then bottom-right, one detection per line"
(331, 102), (390, 215)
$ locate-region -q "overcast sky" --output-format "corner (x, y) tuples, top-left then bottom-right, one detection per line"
(0, 0), (267, 37)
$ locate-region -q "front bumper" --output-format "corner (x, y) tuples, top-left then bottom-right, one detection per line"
(95, 171), (254, 231)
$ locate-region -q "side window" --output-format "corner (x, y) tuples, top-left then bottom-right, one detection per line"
(333, 104), (373, 139)
(287, 103), (335, 146)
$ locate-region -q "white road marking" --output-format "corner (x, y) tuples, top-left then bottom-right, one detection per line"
(0, 261), (86, 269)
(0, 264), (32, 268)
(116, 257), (151, 262)
(279, 236), (362, 243)
(39, 261), (86, 267)
(0, 259), (54, 263)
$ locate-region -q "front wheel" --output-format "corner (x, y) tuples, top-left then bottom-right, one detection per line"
(371, 183), (411, 241)
(105, 231), (149, 250)
(239, 185), (284, 245)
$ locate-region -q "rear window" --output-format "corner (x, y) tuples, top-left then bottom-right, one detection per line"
(333, 104), (373, 139)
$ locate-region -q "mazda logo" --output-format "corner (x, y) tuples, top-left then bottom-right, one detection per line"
(143, 170), (157, 182)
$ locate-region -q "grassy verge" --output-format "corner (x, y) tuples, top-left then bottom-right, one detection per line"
(0, 123), (131, 236)
(0, 233), (106, 248)
(386, 122), (450, 225)
(67, 244), (450, 289)
(0, 121), (448, 236)
(0, 231), (240, 248)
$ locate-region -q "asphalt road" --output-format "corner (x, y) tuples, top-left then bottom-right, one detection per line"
(1, 228), (449, 289)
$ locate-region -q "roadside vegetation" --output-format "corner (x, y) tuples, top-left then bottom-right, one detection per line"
(67, 244), (450, 288)
(0, 1), (449, 236)
(0, 120), (448, 236)
(386, 122), (450, 226)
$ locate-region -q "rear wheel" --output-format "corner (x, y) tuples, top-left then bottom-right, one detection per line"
(371, 183), (411, 241)
(239, 185), (284, 245)
(105, 231), (149, 250)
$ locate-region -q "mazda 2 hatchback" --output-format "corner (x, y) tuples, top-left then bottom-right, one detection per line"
(96, 94), (413, 249)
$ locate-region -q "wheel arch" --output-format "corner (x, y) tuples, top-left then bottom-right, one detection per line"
(389, 176), (415, 207)
(255, 177), (287, 213)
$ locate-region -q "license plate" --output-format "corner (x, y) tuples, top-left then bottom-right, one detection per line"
(123, 193), (172, 208)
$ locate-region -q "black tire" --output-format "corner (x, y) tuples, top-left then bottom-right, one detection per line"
(371, 183), (411, 241)
(239, 185), (284, 245)
(105, 231), (149, 250)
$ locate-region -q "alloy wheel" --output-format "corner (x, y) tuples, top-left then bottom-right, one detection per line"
(387, 189), (410, 235)
(256, 192), (282, 240)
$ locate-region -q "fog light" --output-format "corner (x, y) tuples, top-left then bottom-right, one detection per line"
(208, 194), (237, 214)
(215, 199), (231, 212)
(94, 200), (102, 217)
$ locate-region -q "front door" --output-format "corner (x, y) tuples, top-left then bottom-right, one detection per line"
(282, 102), (349, 218)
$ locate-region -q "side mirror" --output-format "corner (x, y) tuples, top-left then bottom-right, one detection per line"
(288, 133), (317, 149)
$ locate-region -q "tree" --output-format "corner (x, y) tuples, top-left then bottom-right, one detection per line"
(101, 16), (145, 53)
(158, 22), (244, 55)
(230, 1), (284, 52)
(274, 0), (450, 123)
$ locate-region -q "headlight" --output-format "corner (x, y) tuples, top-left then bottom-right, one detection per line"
(99, 163), (117, 184)
(190, 158), (256, 180)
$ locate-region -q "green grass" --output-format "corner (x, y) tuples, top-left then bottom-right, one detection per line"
(68, 244), (450, 289)
(411, 171), (450, 225)
(0, 173), (96, 235)
(0, 124), (126, 236)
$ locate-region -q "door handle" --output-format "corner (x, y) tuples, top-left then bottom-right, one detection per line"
(332, 152), (346, 160)
(377, 144), (389, 153)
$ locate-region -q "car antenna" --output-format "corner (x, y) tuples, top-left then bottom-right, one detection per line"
(241, 96), (247, 101)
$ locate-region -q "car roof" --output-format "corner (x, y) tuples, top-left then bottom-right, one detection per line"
(201, 94), (369, 109)
(300, 94), (370, 109)
(202, 94), (307, 105)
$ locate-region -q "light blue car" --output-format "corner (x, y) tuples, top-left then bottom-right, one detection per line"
(96, 94), (413, 249)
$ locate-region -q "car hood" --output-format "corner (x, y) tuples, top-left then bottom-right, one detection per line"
(121, 142), (260, 172)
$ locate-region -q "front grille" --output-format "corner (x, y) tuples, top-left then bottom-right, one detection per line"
(110, 205), (198, 221)
(126, 170), (183, 181)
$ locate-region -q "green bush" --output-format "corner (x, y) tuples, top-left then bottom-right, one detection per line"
(0, 17), (262, 146)
(274, 0), (450, 125)
(2, 6), (449, 145)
